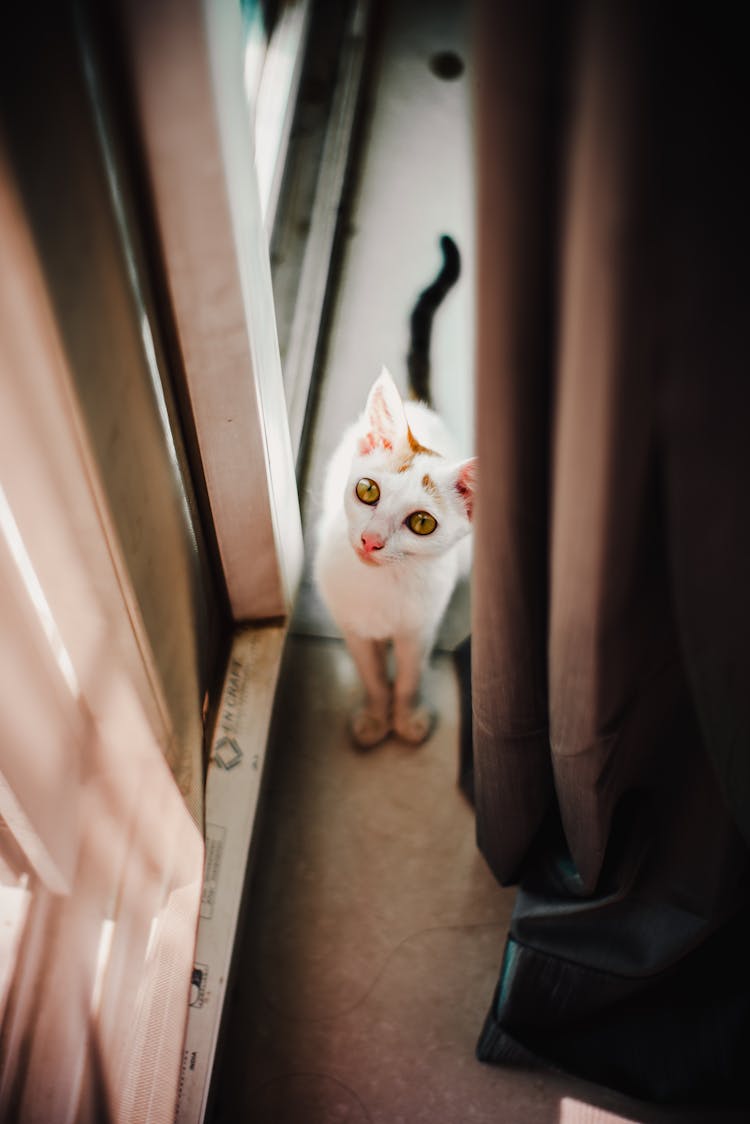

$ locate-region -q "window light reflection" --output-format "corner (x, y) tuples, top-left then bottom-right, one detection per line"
(0, 483), (79, 699)
(559, 1097), (637, 1124)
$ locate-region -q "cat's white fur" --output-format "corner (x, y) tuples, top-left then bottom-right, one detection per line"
(314, 366), (476, 747)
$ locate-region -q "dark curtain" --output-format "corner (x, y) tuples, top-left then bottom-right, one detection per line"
(471, 0), (750, 1104)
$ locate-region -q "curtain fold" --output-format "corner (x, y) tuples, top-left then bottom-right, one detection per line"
(473, 0), (750, 1103)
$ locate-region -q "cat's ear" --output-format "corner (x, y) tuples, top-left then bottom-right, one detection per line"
(359, 366), (408, 454)
(453, 457), (478, 521)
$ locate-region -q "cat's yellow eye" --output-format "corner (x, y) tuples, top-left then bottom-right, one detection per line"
(356, 477), (380, 505)
(407, 511), (437, 535)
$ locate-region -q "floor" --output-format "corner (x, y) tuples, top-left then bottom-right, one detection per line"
(209, 3), (748, 1122)
(210, 638), (741, 1124)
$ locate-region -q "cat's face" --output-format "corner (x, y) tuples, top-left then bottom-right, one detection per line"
(343, 369), (476, 567)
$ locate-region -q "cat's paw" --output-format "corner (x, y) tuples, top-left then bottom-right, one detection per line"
(350, 706), (391, 749)
(394, 704), (435, 745)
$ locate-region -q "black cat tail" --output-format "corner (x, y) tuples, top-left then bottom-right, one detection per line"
(407, 235), (461, 405)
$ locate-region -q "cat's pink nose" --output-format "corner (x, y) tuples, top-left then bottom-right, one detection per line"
(361, 532), (385, 554)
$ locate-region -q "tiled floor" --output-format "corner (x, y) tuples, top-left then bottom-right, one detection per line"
(209, 3), (749, 1122)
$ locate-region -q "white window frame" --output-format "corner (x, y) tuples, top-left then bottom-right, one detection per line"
(122, 0), (304, 622)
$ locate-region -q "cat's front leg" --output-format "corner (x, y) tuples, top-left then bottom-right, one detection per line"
(343, 631), (391, 748)
(392, 631), (435, 745)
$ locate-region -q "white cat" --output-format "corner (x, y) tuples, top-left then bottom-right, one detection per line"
(314, 366), (476, 747)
